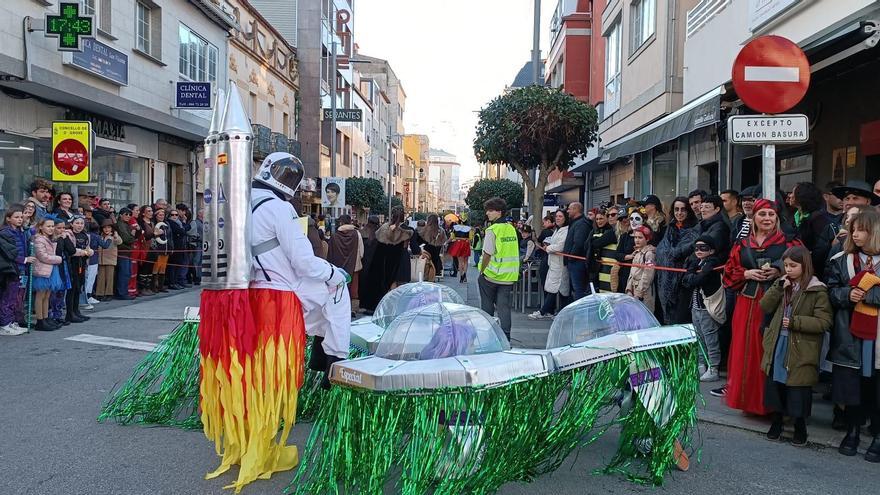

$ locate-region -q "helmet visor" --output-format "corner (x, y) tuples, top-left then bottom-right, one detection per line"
(267, 157), (303, 192)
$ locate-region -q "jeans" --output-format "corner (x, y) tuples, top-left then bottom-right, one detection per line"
(692, 306), (721, 367)
(567, 261), (588, 301)
(191, 248), (203, 283)
(478, 274), (512, 338)
(539, 291), (569, 316)
(177, 252), (192, 285)
(0, 278), (20, 326)
(473, 250), (482, 267)
(116, 259), (131, 297)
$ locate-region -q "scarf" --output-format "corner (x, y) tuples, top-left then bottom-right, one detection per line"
(849, 267), (880, 340)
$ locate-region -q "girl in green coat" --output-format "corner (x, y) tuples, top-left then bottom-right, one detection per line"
(759, 245), (833, 446)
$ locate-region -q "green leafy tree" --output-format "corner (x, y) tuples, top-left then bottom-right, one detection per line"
(369, 193), (403, 217)
(473, 85), (598, 229)
(345, 177), (385, 212)
(465, 178), (524, 226)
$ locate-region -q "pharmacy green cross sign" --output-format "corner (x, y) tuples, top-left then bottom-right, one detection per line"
(45, 2), (94, 52)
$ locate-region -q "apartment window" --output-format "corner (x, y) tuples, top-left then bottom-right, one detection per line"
(630, 0), (656, 53)
(604, 21), (622, 115)
(179, 24), (218, 83)
(282, 112), (290, 137)
(136, 2), (151, 53)
(249, 92), (257, 121)
(268, 103), (274, 130)
(82, 0), (112, 35)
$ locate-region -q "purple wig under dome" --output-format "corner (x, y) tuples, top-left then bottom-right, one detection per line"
(375, 303), (509, 361)
(546, 293), (661, 348)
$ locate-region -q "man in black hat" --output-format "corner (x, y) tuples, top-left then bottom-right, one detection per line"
(832, 180), (880, 211)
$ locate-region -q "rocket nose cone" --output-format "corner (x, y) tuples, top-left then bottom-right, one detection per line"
(222, 83), (252, 135)
(207, 88), (226, 136)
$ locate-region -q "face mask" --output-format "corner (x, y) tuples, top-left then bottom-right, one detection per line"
(629, 213), (643, 228)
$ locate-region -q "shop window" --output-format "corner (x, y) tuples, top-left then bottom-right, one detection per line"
(635, 151), (651, 199)
(778, 153), (812, 196)
(652, 142), (677, 210)
(630, 0), (656, 54)
(179, 24), (218, 84)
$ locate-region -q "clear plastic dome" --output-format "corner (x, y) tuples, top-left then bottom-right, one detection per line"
(546, 293), (660, 349)
(375, 303), (510, 361)
(372, 282), (465, 328)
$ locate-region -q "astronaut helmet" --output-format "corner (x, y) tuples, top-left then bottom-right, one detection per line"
(254, 152), (304, 198)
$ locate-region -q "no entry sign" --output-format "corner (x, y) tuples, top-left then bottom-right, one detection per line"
(52, 121), (92, 182)
(732, 35), (810, 114)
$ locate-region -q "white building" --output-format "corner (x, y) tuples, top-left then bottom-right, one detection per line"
(428, 148), (461, 211)
(0, 0), (235, 209)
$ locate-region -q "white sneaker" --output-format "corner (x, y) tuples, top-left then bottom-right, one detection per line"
(87, 297), (100, 305)
(8, 322), (27, 335)
(698, 364), (707, 377)
(700, 367), (720, 382)
(527, 311), (543, 320)
(80, 304), (94, 310)
(0, 324), (23, 336)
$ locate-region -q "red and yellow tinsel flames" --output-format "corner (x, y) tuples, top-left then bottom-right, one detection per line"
(199, 288), (306, 492)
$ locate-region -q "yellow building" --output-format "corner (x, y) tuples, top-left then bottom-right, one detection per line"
(404, 134), (430, 212)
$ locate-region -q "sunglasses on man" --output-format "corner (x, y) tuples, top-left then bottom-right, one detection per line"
(694, 244), (713, 252)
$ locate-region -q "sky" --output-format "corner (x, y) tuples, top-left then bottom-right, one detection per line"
(355, 0), (555, 181)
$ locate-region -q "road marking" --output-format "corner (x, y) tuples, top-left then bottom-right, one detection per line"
(744, 66), (799, 82)
(65, 333), (156, 352)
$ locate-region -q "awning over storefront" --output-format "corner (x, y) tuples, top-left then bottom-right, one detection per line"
(599, 85), (725, 164)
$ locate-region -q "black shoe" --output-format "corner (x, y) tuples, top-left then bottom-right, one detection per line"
(193, 281), (201, 286)
(183, 282), (193, 288)
(792, 419), (808, 446)
(73, 310), (90, 322)
(839, 426), (861, 456)
(66, 314), (87, 324)
(55, 318), (70, 327)
(766, 416), (784, 441)
(35, 319), (56, 331)
(833, 406), (847, 431)
(321, 356), (344, 390)
(866, 436), (880, 462)
(169, 284), (183, 290)
(114, 295), (134, 300)
(460, 274), (467, 283)
(709, 386), (727, 398)
(308, 336), (327, 372)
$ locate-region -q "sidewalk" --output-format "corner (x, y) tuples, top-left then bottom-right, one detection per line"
(86, 287), (200, 321)
(439, 263), (846, 450)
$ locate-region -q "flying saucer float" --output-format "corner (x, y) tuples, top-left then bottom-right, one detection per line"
(98, 282), (464, 428)
(287, 293), (699, 494)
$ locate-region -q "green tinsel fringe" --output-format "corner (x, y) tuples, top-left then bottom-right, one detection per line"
(286, 343), (699, 494)
(98, 326), (367, 429)
(97, 321), (203, 430)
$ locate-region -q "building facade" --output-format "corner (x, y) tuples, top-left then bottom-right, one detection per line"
(404, 134), (430, 212)
(545, 0), (607, 208)
(681, 0), (880, 195)
(224, 0), (299, 169)
(428, 148), (461, 212)
(356, 55), (406, 199)
(0, 0), (234, 210)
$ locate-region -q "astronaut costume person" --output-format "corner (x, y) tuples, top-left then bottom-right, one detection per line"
(250, 152), (352, 387)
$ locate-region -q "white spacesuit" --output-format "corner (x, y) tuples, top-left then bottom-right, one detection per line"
(250, 152), (351, 386)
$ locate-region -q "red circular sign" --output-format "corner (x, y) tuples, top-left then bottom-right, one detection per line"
(731, 35), (810, 114)
(53, 138), (89, 176)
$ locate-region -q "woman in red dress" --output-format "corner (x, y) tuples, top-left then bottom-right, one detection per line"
(722, 199), (801, 415)
(447, 223), (472, 283)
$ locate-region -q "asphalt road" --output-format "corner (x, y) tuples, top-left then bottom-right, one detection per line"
(2, 290), (880, 494)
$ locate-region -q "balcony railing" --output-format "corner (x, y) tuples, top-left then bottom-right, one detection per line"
(686, 0), (731, 39)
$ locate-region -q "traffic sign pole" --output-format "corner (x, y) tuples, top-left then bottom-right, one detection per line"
(763, 144), (775, 201)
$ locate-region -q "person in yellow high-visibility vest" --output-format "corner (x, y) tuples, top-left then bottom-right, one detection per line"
(478, 197), (519, 339)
